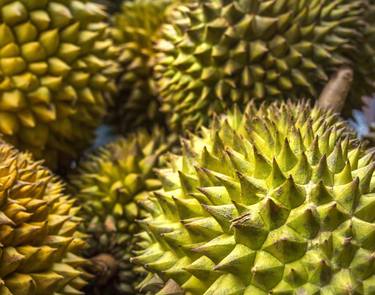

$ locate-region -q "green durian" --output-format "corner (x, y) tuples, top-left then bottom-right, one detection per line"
(69, 129), (175, 294)
(132, 101), (375, 294)
(110, 0), (179, 132)
(154, 0), (375, 130)
(0, 0), (120, 169)
(0, 140), (87, 294)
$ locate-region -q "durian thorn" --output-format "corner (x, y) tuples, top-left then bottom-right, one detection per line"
(318, 66), (353, 113)
(89, 253), (118, 286)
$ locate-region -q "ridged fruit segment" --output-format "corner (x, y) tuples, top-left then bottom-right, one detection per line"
(70, 129), (174, 294)
(133, 101), (375, 294)
(0, 141), (86, 294)
(0, 0), (120, 169)
(154, 0), (375, 130)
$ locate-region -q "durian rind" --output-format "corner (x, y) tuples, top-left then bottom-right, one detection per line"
(110, 0), (177, 131)
(0, 0), (120, 168)
(0, 141), (86, 295)
(133, 101), (375, 294)
(70, 128), (174, 294)
(155, 0), (375, 130)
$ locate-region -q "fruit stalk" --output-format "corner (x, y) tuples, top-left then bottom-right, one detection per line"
(318, 66), (354, 113)
(90, 253), (119, 285)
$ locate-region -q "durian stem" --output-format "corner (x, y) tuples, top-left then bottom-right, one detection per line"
(158, 279), (185, 295)
(318, 66), (353, 113)
(90, 253), (119, 286)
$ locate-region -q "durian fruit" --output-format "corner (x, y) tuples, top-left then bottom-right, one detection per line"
(132, 101), (375, 294)
(154, 0), (375, 130)
(110, 0), (180, 132)
(69, 129), (175, 295)
(0, 0), (120, 169)
(0, 140), (87, 294)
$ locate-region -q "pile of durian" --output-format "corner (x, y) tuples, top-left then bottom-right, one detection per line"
(0, 0), (374, 294)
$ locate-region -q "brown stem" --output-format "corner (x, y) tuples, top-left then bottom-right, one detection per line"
(90, 253), (119, 286)
(158, 279), (185, 295)
(318, 66), (354, 113)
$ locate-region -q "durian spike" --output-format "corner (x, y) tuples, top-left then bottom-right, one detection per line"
(89, 253), (119, 286)
(318, 66), (353, 113)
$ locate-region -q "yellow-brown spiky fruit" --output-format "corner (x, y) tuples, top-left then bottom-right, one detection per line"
(0, 0), (120, 169)
(0, 140), (87, 294)
(132, 101), (375, 294)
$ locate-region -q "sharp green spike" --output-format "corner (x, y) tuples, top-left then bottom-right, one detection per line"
(193, 234), (236, 262)
(184, 256), (216, 280)
(232, 213), (268, 250)
(333, 178), (360, 214)
(203, 204), (237, 232)
(251, 251), (284, 291)
(204, 274), (245, 295)
(284, 260), (308, 287)
(198, 186), (232, 206)
(271, 176), (305, 209)
(266, 159), (286, 189)
(287, 206), (320, 239)
(214, 244), (255, 278)
(183, 217), (223, 238)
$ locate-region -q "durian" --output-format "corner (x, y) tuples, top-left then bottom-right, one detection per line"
(132, 101), (375, 294)
(0, 0), (120, 169)
(69, 129), (174, 294)
(154, 0), (375, 130)
(110, 0), (181, 132)
(0, 140), (87, 294)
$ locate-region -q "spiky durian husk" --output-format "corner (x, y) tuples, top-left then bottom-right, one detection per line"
(109, 0), (176, 132)
(154, 0), (375, 130)
(132, 101), (375, 294)
(0, 0), (120, 169)
(70, 129), (174, 295)
(0, 141), (87, 294)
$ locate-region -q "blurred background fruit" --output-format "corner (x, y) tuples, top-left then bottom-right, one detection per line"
(69, 128), (176, 294)
(153, 0), (375, 130)
(109, 0), (185, 133)
(0, 0), (120, 170)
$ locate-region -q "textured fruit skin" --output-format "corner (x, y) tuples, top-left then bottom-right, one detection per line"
(0, 0), (120, 169)
(70, 129), (174, 295)
(133, 101), (375, 294)
(110, 0), (177, 132)
(0, 141), (87, 294)
(154, 0), (375, 130)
